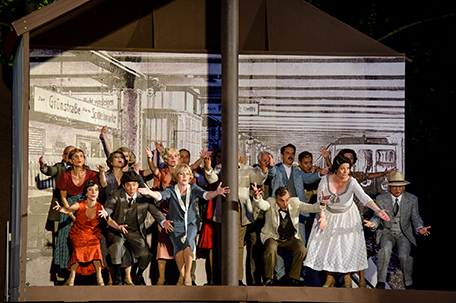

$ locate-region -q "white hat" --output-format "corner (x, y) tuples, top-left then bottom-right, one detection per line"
(387, 171), (410, 186)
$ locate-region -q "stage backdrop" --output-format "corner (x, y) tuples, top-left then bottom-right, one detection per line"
(27, 50), (405, 287)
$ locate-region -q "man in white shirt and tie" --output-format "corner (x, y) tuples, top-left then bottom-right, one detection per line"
(364, 171), (431, 289)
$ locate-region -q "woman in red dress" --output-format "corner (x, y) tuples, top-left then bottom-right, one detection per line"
(54, 181), (120, 286)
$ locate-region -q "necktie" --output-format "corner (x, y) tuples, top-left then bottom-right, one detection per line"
(128, 197), (134, 208)
(393, 198), (399, 216)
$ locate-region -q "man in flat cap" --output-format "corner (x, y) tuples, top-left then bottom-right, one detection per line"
(364, 171), (430, 289)
(104, 171), (173, 285)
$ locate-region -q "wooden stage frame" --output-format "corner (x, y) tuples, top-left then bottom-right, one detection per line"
(22, 285), (456, 302)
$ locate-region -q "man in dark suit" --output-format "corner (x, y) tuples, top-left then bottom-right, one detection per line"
(364, 171), (430, 289)
(104, 171), (173, 285)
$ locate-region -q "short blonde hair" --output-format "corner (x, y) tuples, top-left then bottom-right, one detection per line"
(172, 163), (193, 182)
(162, 147), (180, 161)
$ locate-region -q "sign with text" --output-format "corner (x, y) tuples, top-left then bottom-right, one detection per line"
(33, 87), (118, 128)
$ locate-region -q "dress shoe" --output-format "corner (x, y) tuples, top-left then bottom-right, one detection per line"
(113, 276), (123, 286)
(288, 277), (304, 286)
(405, 284), (414, 290)
(376, 282), (385, 289)
(134, 274), (146, 285)
(263, 278), (274, 286)
(238, 280), (246, 286)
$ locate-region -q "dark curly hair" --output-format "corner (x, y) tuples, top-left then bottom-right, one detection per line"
(331, 154), (352, 172)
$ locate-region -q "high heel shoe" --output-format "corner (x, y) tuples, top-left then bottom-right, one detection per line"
(176, 276), (184, 286)
(184, 275), (192, 286)
(344, 273), (352, 288)
(358, 270), (366, 288)
(323, 272), (335, 288)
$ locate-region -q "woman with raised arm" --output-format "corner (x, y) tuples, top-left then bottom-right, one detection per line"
(304, 154), (390, 288)
(53, 148), (103, 278)
(145, 145), (181, 285)
(139, 163), (229, 285)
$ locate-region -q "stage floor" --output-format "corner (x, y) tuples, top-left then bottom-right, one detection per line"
(22, 285), (456, 302)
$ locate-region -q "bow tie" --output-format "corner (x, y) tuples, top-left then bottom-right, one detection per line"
(279, 209), (288, 219)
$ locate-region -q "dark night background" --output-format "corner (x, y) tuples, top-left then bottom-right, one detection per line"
(0, 0), (454, 293)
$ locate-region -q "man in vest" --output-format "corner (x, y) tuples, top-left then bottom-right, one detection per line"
(364, 171), (430, 289)
(104, 171), (173, 285)
(252, 185), (326, 286)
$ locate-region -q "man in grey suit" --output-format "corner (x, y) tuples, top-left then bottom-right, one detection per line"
(364, 171), (430, 289)
(104, 171), (173, 285)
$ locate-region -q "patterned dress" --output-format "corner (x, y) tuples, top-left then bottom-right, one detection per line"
(304, 175), (372, 273)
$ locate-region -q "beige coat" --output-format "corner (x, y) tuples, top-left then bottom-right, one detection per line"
(252, 196), (325, 244)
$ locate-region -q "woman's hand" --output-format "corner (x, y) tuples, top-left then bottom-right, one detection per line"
(145, 146), (153, 159)
(53, 201), (62, 212)
(318, 216), (327, 230)
(96, 164), (106, 173)
(199, 147), (212, 160)
(154, 142), (164, 154)
(98, 205), (108, 220)
(377, 209), (390, 221)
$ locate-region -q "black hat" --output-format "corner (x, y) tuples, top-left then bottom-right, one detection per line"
(121, 171), (141, 185)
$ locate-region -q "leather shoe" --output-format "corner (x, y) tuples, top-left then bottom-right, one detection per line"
(135, 274), (146, 285)
(405, 284), (414, 290)
(113, 275), (123, 286)
(288, 277), (303, 286)
(238, 280), (246, 286)
(376, 282), (385, 289)
(263, 278), (273, 286)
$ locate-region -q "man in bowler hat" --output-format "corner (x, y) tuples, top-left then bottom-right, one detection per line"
(104, 171), (173, 285)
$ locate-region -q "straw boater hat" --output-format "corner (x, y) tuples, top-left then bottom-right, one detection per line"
(387, 171), (410, 186)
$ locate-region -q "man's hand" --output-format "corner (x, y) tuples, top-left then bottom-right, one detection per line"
(163, 220), (174, 233)
(418, 226), (431, 236)
(251, 182), (264, 200)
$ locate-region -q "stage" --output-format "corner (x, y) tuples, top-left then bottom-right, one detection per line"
(22, 285), (456, 302)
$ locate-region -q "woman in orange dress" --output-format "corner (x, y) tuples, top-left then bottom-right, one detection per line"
(54, 181), (106, 285)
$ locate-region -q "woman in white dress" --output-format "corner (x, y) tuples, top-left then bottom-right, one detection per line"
(304, 154), (390, 288)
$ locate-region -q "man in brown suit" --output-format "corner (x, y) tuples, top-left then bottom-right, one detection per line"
(104, 171), (173, 285)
